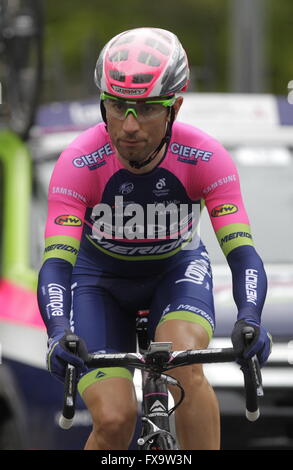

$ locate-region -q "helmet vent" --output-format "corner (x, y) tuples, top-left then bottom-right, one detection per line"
(138, 51), (161, 67)
(109, 49), (129, 62)
(109, 70), (126, 82)
(145, 38), (170, 56)
(132, 73), (154, 83)
(114, 35), (135, 46)
(153, 29), (173, 44)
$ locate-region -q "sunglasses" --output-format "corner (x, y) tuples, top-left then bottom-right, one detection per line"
(101, 92), (176, 122)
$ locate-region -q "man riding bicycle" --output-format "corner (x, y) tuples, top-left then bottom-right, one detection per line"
(37, 27), (272, 450)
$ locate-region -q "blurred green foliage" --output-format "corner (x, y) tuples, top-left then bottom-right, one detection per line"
(270, 0), (293, 93)
(43, 0), (292, 101)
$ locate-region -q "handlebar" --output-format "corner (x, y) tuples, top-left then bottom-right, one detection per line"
(58, 336), (263, 429)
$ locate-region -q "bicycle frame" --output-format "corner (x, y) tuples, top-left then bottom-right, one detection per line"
(136, 311), (177, 450)
(138, 367), (177, 450)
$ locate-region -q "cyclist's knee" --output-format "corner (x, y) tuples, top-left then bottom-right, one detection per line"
(81, 375), (137, 447)
(169, 363), (208, 403)
(91, 403), (137, 445)
(173, 363), (205, 388)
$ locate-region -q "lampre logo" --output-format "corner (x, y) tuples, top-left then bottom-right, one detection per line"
(211, 203), (238, 217)
(55, 215), (82, 226)
(46, 283), (66, 317)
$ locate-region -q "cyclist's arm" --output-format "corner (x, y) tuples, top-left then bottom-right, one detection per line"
(201, 144), (267, 325)
(38, 258), (74, 338)
(37, 147), (89, 337)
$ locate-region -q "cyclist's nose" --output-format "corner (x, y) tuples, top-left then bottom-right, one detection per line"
(122, 111), (140, 133)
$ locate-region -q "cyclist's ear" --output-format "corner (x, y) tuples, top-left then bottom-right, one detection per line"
(172, 96), (183, 120)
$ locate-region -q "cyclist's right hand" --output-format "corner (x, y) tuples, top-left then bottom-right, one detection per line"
(47, 330), (88, 383)
(231, 320), (272, 368)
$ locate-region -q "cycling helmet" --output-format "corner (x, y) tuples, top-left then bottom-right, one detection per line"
(95, 28), (189, 169)
(94, 27), (189, 98)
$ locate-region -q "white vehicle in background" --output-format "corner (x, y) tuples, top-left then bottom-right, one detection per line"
(1, 92), (292, 449)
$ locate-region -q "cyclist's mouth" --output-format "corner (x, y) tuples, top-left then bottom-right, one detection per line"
(120, 139), (144, 147)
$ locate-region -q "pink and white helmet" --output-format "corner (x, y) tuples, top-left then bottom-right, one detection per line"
(95, 27), (190, 99)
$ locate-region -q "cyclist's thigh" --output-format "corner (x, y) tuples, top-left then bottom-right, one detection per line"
(71, 276), (137, 353)
(148, 250), (215, 345)
(70, 275), (137, 397)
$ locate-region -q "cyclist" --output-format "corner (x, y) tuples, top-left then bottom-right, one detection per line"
(37, 27), (272, 450)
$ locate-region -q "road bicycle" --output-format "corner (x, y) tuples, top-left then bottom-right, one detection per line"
(0, 0), (43, 139)
(59, 311), (263, 450)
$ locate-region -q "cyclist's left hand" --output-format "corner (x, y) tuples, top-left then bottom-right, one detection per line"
(231, 319), (272, 367)
(47, 330), (88, 382)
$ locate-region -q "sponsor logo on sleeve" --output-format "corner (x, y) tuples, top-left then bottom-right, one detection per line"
(211, 203), (238, 217)
(52, 187), (87, 203)
(203, 175), (237, 195)
(44, 244), (78, 255)
(46, 283), (66, 317)
(245, 269), (258, 305)
(55, 215), (82, 226)
(220, 231), (252, 246)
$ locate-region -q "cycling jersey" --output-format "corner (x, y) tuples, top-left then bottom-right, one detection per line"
(37, 120), (267, 345)
(43, 121), (252, 269)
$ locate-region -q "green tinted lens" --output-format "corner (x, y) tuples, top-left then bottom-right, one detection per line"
(136, 102), (166, 120)
(104, 98), (129, 119)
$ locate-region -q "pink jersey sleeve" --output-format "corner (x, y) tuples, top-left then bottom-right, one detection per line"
(157, 120), (253, 258)
(42, 123), (113, 265)
(198, 139), (254, 256)
(43, 146), (92, 265)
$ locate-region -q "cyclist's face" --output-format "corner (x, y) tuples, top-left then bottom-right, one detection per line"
(106, 96), (183, 167)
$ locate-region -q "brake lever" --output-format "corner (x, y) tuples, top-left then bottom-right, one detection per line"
(243, 326), (264, 397)
(242, 326), (264, 421)
(58, 333), (79, 430)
